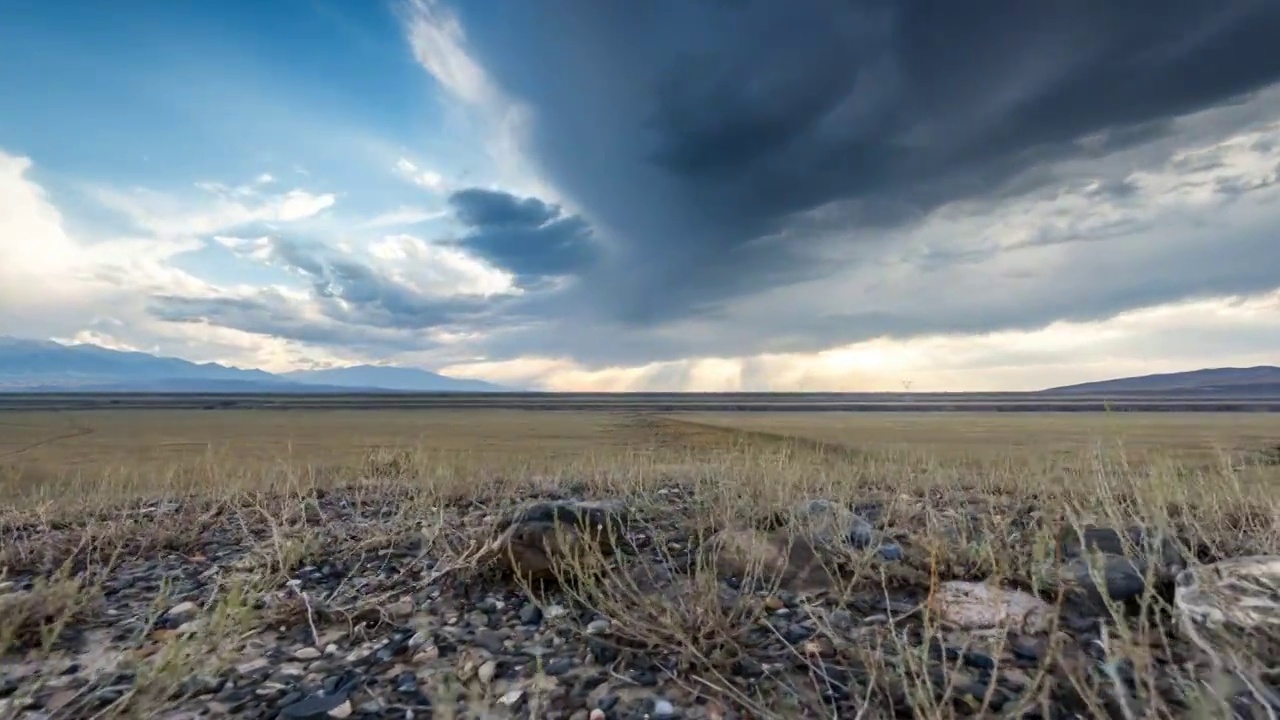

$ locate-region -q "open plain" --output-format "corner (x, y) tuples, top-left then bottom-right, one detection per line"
(1, 402), (1279, 719)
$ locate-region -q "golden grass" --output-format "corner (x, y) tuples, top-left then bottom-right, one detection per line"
(0, 408), (1277, 718)
(673, 411), (1280, 461)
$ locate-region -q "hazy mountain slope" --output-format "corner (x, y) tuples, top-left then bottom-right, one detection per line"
(282, 365), (509, 392)
(1043, 366), (1280, 394)
(10, 378), (385, 393)
(0, 337), (505, 392)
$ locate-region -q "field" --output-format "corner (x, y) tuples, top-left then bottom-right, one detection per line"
(1, 405), (1279, 718)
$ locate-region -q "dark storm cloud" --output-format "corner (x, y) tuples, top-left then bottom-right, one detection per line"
(443, 0), (1280, 342)
(445, 188), (598, 278)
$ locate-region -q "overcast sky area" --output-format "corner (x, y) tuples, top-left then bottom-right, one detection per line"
(3, 0), (1280, 391)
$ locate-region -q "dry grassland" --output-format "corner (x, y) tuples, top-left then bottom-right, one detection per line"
(1, 409), (1278, 719)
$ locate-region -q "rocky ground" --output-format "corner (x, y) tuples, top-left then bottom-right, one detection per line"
(1, 482), (1277, 719)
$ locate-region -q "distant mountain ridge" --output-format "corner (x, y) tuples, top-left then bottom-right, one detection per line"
(0, 337), (509, 392)
(281, 365), (506, 392)
(2, 336), (1272, 396)
(1042, 366), (1280, 395)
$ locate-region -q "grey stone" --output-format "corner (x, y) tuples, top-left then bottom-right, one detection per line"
(1059, 554), (1149, 605)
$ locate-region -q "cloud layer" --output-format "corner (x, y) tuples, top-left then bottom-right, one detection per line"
(4, 0), (1280, 391)
(421, 0), (1280, 364)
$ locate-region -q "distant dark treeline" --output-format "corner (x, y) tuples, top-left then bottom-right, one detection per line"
(0, 392), (1277, 413)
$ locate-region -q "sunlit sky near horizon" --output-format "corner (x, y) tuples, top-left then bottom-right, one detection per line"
(3, 0), (1280, 391)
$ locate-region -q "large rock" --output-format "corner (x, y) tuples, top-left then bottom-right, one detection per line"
(1175, 555), (1280, 654)
(1056, 524), (1186, 573)
(1175, 556), (1280, 710)
(703, 528), (837, 593)
(1056, 555), (1151, 606)
(1051, 523), (1189, 610)
(483, 500), (630, 582)
(930, 581), (1057, 634)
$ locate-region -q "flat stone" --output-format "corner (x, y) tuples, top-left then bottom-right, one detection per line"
(931, 581), (1056, 633)
(235, 658), (272, 676)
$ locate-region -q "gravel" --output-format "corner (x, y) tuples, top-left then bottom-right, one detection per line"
(1, 487), (1276, 719)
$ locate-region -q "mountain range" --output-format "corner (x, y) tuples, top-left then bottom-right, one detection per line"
(0, 337), (509, 392)
(0, 336), (1275, 395)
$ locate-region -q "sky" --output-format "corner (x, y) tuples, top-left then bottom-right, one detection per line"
(3, 0), (1280, 392)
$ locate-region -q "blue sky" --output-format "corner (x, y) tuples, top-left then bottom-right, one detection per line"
(3, 1), (1280, 391)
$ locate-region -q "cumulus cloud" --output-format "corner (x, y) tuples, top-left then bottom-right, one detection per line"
(416, 0), (1280, 367)
(0, 148), (449, 369)
(157, 232), (521, 344)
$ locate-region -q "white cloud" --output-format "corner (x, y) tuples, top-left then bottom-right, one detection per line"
(0, 153), (82, 284)
(396, 1), (554, 202)
(0, 149), (360, 371)
(393, 157), (449, 193)
(367, 233), (518, 298)
(0, 150), (218, 342)
(214, 230), (519, 301)
(363, 205), (448, 228)
(89, 178), (336, 238)
(399, 0), (492, 105)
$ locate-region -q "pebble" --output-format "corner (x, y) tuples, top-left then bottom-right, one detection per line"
(519, 603), (543, 625)
(877, 542), (904, 561)
(235, 658), (271, 676)
(543, 657), (574, 676)
(166, 601), (200, 621)
(4, 487), (1251, 720)
(474, 629), (506, 653)
(345, 646), (374, 663)
(386, 598), (415, 619)
(412, 644), (440, 663)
